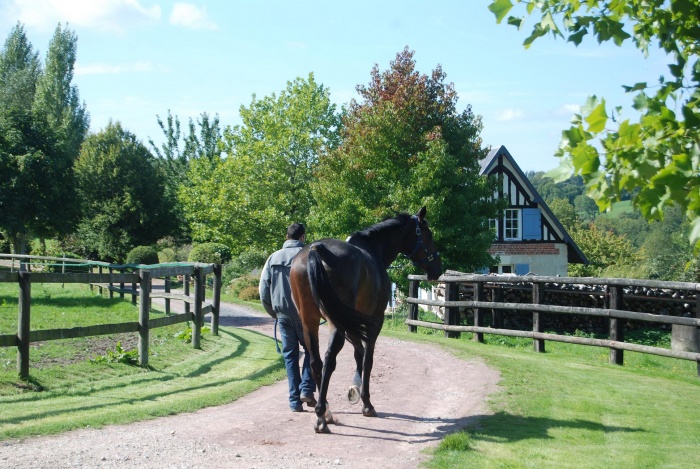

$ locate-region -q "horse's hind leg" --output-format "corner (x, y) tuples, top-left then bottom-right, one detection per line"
(314, 326), (345, 434)
(360, 338), (377, 417)
(346, 335), (364, 404)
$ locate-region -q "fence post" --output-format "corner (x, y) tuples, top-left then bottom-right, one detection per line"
(533, 282), (545, 353)
(212, 264), (222, 336)
(609, 285), (624, 365)
(164, 276), (171, 315)
(408, 279), (418, 333)
(98, 265), (103, 295)
(108, 266), (114, 299)
(492, 285), (504, 329)
(138, 269), (150, 366)
(17, 271), (31, 380)
(192, 267), (203, 349)
(696, 294), (700, 378)
(119, 266), (125, 300)
(184, 274), (191, 317)
(473, 281), (485, 343)
(444, 281), (460, 339)
(131, 271), (137, 305)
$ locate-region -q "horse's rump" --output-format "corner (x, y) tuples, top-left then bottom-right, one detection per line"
(306, 242), (383, 342)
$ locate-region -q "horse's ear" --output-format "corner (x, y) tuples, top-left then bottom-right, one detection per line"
(417, 206), (427, 222)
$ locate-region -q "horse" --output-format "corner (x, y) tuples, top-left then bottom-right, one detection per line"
(289, 206), (442, 433)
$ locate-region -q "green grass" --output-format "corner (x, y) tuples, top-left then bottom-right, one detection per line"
(607, 199), (633, 216)
(0, 282), (284, 439)
(378, 326), (699, 468)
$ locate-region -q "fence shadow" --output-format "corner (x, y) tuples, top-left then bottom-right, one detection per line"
(466, 411), (644, 443)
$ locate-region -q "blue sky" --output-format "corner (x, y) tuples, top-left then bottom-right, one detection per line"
(0, 0), (668, 172)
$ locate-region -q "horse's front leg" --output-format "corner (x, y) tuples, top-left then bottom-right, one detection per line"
(314, 326), (345, 433)
(360, 338), (377, 417)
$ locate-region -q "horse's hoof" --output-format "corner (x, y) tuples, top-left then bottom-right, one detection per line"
(362, 406), (377, 417)
(347, 385), (360, 404)
(325, 408), (335, 424)
(315, 419), (331, 434)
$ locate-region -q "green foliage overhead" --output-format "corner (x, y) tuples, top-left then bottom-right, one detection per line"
(180, 73), (341, 253)
(311, 47), (502, 273)
(125, 245), (159, 265)
(74, 121), (175, 262)
(489, 0), (700, 249)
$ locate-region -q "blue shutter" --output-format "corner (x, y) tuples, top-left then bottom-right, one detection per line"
(522, 208), (541, 240)
(515, 263), (530, 275)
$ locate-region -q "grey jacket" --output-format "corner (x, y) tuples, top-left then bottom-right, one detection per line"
(259, 239), (304, 319)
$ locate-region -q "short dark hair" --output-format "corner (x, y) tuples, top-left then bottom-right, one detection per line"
(287, 222), (305, 240)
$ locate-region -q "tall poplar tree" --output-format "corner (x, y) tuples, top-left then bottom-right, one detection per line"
(0, 23), (85, 254)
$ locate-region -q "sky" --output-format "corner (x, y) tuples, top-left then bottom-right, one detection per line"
(0, 0), (669, 172)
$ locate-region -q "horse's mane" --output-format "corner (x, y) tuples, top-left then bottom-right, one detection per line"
(347, 213), (411, 244)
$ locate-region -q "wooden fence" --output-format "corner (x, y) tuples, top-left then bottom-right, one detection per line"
(407, 273), (700, 377)
(0, 254), (222, 380)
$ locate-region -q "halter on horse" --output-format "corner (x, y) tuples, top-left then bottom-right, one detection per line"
(290, 207), (442, 433)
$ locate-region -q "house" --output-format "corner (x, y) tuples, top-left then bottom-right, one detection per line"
(481, 145), (588, 276)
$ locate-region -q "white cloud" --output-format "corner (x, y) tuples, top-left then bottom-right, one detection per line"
(75, 60), (155, 75)
(495, 108), (525, 122)
(169, 3), (217, 30)
(3, 0), (161, 34)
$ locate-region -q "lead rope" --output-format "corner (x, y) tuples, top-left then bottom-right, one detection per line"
(274, 318), (281, 354)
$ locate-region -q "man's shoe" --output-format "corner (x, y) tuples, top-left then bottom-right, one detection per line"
(291, 405), (304, 412)
(301, 394), (317, 407)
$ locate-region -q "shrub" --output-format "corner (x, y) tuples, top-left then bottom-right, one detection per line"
(238, 285), (260, 301)
(187, 242), (232, 264)
(229, 275), (260, 297)
(158, 247), (177, 263)
(0, 234), (9, 254)
(222, 249), (269, 286)
(126, 245), (159, 265)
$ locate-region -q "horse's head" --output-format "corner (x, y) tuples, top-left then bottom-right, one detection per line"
(403, 206), (442, 280)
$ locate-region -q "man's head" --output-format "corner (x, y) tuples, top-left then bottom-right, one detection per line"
(287, 222), (305, 241)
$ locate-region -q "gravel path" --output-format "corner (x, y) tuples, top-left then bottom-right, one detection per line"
(0, 297), (500, 468)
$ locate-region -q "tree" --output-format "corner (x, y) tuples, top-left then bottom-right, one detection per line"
(33, 23), (89, 161)
(74, 121), (175, 262)
(181, 73), (341, 252)
(0, 23), (81, 254)
(0, 23), (40, 113)
(149, 110), (222, 240)
(568, 223), (646, 278)
(489, 0), (700, 248)
(312, 47), (501, 274)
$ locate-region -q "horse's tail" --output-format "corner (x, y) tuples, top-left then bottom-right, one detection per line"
(306, 242), (381, 342)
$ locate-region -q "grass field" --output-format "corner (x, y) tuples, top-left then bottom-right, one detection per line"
(1, 282), (699, 468)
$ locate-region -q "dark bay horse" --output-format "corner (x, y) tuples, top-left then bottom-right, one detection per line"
(290, 207), (442, 433)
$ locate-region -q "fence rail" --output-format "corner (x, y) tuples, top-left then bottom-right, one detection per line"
(0, 254), (222, 380)
(407, 273), (700, 378)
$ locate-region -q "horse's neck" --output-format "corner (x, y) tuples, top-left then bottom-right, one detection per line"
(348, 232), (402, 270)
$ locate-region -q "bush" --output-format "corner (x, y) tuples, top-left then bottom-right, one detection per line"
(158, 247), (177, 263)
(222, 249), (269, 286)
(229, 275), (260, 298)
(188, 242), (232, 264)
(238, 285), (260, 301)
(126, 245), (159, 265)
(0, 234), (9, 254)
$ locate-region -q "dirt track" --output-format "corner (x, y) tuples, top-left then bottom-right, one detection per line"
(0, 302), (500, 468)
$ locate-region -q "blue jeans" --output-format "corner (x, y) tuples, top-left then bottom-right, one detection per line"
(277, 316), (315, 409)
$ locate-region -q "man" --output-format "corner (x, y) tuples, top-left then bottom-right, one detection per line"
(259, 222), (317, 412)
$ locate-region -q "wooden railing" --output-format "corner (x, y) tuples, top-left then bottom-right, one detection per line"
(407, 273), (700, 377)
(0, 254), (222, 380)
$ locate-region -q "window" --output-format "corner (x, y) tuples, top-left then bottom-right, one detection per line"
(504, 209), (521, 240)
(489, 265), (514, 274)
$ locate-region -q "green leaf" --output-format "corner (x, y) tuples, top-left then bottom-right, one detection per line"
(585, 101), (608, 133)
(570, 144), (600, 174)
(545, 159), (574, 182)
(622, 82), (647, 92)
(488, 0), (513, 24)
(682, 104), (700, 127)
(689, 217), (700, 248)
(568, 29), (587, 46)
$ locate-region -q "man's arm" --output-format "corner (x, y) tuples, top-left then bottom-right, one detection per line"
(258, 258), (276, 319)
